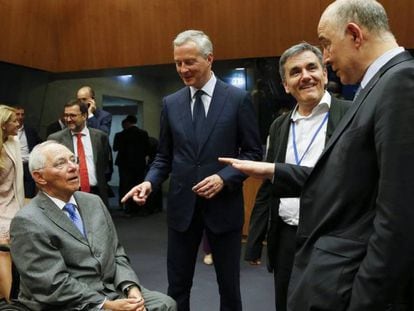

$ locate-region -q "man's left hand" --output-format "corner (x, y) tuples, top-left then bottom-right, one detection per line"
(127, 286), (146, 311)
(192, 174), (224, 199)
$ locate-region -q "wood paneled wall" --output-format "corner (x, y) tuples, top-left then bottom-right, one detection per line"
(0, 0), (59, 70)
(0, 0), (413, 73)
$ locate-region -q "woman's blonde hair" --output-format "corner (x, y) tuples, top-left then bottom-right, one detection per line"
(0, 105), (17, 168)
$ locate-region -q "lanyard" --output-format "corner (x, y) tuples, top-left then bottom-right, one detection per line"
(291, 112), (329, 165)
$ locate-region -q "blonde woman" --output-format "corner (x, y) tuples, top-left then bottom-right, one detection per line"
(0, 105), (24, 302)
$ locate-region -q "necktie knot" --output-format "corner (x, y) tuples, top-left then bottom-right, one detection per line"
(194, 89), (204, 99)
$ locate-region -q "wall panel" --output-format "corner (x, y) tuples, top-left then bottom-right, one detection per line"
(0, 0), (412, 72)
(382, 0), (414, 47)
(54, 0), (324, 72)
(0, 62), (50, 129)
(0, 0), (58, 70)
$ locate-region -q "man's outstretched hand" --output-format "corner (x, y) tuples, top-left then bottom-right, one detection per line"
(121, 181), (152, 206)
(218, 158), (275, 180)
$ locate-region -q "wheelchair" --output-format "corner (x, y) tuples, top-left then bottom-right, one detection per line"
(0, 245), (29, 311)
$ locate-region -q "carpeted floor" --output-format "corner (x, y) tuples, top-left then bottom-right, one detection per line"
(111, 205), (275, 311)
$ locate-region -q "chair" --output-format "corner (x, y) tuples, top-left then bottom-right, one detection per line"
(0, 303), (30, 311)
(0, 245), (29, 311)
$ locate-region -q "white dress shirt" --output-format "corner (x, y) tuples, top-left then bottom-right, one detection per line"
(44, 193), (80, 217)
(190, 73), (217, 117)
(360, 47), (404, 89)
(279, 91), (331, 226)
(18, 126), (30, 163)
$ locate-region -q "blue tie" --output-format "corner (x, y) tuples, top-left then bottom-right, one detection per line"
(193, 90), (206, 145)
(63, 203), (86, 237)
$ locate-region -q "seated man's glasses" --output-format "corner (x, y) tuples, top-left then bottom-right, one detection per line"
(51, 155), (79, 170)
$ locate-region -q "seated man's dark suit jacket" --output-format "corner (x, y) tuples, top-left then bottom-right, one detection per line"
(48, 128), (110, 207)
(146, 79), (263, 234)
(245, 96), (351, 269)
(10, 191), (140, 310)
(273, 52), (414, 310)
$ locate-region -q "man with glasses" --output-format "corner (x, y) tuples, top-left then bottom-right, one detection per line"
(48, 99), (111, 207)
(10, 141), (176, 311)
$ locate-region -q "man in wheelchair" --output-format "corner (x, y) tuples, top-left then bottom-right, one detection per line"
(6, 141), (176, 311)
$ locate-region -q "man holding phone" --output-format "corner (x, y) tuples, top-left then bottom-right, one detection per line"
(77, 86), (112, 134)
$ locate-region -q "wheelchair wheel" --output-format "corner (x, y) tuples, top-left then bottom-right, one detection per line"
(0, 300), (30, 311)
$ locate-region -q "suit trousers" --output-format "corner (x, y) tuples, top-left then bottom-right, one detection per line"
(272, 218), (297, 311)
(167, 200), (242, 311)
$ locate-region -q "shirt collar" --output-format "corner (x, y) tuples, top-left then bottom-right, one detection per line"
(190, 72), (217, 99)
(71, 126), (89, 137)
(291, 91), (331, 122)
(43, 192), (77, 210)
(360, 46), (405, 89)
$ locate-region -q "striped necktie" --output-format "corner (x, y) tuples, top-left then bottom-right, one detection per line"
(63, 203), (86, 237)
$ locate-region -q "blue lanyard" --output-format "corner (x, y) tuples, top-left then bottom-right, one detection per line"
(291, 112), (329, 165)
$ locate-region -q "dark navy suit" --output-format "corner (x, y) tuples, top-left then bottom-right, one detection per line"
(146, 79), (262, 310)
(87, 108), (112, 134)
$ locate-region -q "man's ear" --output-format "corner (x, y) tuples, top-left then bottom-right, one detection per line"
(346, 22), (363, 47)
(283, 81), (290, 94)
(32, 171), (46, 186)
(323, 68), (328, 86)
(206, 54), (214, 66)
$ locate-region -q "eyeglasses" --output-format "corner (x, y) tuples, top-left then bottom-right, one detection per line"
(50, 156), (79, 170)
(64, 113), (82, 119)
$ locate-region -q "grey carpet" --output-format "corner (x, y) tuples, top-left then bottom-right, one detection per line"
(112, 208), (275, 310)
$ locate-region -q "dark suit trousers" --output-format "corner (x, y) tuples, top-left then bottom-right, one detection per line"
(244, 186), (269, 261)
(167, 200), (242, 311)
(272, 217), (297, 311)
